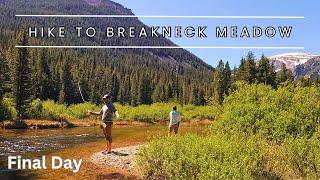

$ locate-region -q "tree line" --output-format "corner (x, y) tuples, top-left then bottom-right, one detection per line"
(1, 30), (319, 119)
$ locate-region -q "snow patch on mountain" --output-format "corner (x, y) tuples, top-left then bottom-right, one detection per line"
(269, 53), (319, 72)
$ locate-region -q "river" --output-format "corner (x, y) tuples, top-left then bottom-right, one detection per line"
(0, 123), (206, 179)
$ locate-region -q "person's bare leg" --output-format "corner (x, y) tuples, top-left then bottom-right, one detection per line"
(101, 125), (109, 152)
(175, 126), (179, 134)
(108, 142), (112, 153)
(168, 126), (173, 136)
(105, 125), (112, 153)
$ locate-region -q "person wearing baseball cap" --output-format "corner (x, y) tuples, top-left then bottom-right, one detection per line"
(88, 94), (119, 154)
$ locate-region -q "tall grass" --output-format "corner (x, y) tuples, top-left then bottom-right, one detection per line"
(1, 99), (220, 122)
(137, 82), (320, 179)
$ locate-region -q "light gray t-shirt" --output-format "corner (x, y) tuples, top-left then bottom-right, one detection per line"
(100, 103), (116, 123)
(169, 110), (180, 126)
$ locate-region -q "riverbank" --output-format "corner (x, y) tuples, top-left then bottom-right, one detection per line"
(23, 123), (207, 179)
(90, 145), (142, 170)
(0, 119), (213, 129)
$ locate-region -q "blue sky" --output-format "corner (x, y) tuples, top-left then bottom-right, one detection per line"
(111, 0), (319, 67)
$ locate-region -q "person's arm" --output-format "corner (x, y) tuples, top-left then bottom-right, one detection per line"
(169, 112), (172, 126)
(88, 109), (102, 116)
(115, 111), (120, 119)
(109, 103), (120, 119)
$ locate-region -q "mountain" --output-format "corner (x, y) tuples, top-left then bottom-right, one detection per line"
(295, 56), (320, 79)
(269, 53), (320, 80)
(0, 0), (214, 105)
(0, 0), (212, 70)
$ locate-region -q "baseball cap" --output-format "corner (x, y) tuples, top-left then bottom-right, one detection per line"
(102, 94), (110, 99)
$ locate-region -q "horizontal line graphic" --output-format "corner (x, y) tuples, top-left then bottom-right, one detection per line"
(15, 15), (305, 19)
(15, 46), (305, 49)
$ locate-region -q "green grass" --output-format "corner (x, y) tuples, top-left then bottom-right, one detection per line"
(1, 99), (220, 123)
(137, 82), (320, 179)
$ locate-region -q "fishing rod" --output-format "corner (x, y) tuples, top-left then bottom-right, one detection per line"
(78, 81), (85, 102)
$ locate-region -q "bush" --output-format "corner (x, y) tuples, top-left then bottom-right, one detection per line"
(42, 100), (69, 121)
(115, 102), (221, 122)
(26, 98), (44, 119)
(282, 136), (320, 179)
(68, 102), (100, 119)
(21, 100), (219, 123)
(1, 97), (17, 119)
(138, 82), (320, 179)
(211, 82), (320, 141)
(137, 134), (271, 180)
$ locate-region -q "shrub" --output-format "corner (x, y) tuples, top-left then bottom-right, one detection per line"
(282, 136), (320, 179)
(1, 97), (17, 119)
(138, 82), (320, 179)
(68, 102), (100, 119)
(26, 98), (44, 119)
(115, 102), (221, 122)
(211, 82), (320, 141)
(42, 100), (69, 121)
(137, 134), (270, 180)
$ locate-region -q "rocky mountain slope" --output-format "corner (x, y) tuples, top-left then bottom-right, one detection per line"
(269, 53), (320, 79)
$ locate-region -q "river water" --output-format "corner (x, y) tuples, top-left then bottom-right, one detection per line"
(0, 123), (206, 179)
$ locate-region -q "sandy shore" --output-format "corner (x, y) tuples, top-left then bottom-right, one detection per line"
(90, 145), (143, 171)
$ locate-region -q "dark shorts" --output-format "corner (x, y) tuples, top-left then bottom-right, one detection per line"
(101, 122), (113, 143)
(169, 122), (180, 134)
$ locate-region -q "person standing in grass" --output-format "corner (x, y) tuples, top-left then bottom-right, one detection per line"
(169, 106), (180, 135)
(88, 94), (119, 154)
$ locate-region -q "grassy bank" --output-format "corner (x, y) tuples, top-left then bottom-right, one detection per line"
(137, 82), (320, 179)
(0, 99), (220, 129)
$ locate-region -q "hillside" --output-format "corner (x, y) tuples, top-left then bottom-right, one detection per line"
(0, 0), (214, 106)
(0, 0), (212, 70)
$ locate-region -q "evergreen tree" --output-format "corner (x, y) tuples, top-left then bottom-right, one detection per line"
(152, 85), (161, 102)
(14, 30), (32, 117)
(245, 52), (257, 84)
(222, 61), (232, 96)
(59, 59), (75, 104)
(0, 52), (9, 120)
(190, 85), (199, 105)
(277, 63), (294, 84)
(138, 75), (152, 104)
(110, 73), (119, 102)
(268, 63), (277, 88)
(212, 60), (224, 104)
(32, 49), (52, 100)
(197, 89), (206, 106)
(236, 57), (247, 81)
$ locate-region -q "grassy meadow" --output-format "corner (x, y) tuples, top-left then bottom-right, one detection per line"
(0, 98), (221, 128)
(137, 82), (320, 179)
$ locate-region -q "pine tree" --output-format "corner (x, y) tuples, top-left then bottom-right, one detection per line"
(152, 84), (161, 102)
(257, 55), (270, 84)
(190, 85), (199, 105)
(130, 73), (139, 106)
(245, 52), (257, 84)
(236, 57), (247, 81)
(197, 89), (206, 106)
(110, 73), (119, 102)
(32, 49), (53, 100)
(277, 63), (294, 84)
(0, 52), (9, 120)
(268, 63), (277, 88)
(222, 61), (231, 96)
(257, 55), (277, 87)
(14, 30), (32, 118)
(138, 75), (152, 105)
(59, 59), (75, 104)
(212, 60), (224, 104)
